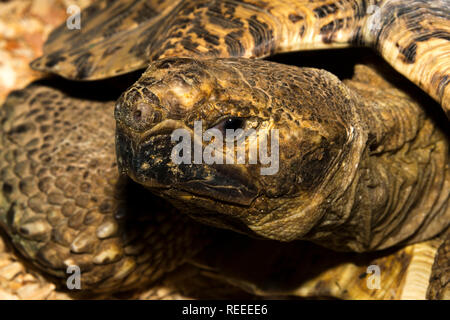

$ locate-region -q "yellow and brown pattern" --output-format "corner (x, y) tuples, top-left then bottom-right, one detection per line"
(0, 0), (448, 300)
(30, 0), (450, 117)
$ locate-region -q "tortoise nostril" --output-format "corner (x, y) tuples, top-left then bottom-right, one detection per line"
(129, 102), (164, 129)
(133, 110), (142, 121)
(133, 102), (152, 122)
(117, 87), (165, 131)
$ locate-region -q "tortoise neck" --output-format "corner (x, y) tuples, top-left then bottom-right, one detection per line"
(307, 65), (449, 252)
(341, 70), (449, 250)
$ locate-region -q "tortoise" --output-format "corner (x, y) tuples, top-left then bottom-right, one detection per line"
(0, 0), (449, 299)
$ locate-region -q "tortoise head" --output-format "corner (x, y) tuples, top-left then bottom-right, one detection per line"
(115, 57), (365, 241)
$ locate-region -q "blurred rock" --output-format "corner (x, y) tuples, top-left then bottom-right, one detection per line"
(0, 0), (92, 103)
(0, 0), (93, 300)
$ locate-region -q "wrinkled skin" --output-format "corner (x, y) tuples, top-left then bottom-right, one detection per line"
(1, 0), (449, 298)
(116, 58), (449, 252)
(0, 58), (447, 297)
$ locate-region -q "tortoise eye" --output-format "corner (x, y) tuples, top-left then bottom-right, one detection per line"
(214, 117), (246, 135)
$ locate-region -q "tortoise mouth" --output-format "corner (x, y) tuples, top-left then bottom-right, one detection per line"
(115, 128), (259, 207)
(154, 188), (265, 237)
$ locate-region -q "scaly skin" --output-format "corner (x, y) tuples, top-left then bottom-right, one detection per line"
(0, 0), (448, 298)
(0, 62), (447, 298)
(116, 58), (449, 252)
(0, 81), (207, 292)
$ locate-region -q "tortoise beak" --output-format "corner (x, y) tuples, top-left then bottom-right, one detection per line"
(115, 126), (172, 189)
(115, 125), (259, 206)
(115, 119), (184, 182)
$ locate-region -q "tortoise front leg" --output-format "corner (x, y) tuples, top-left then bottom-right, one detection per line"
(0, 82), (207, 293)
